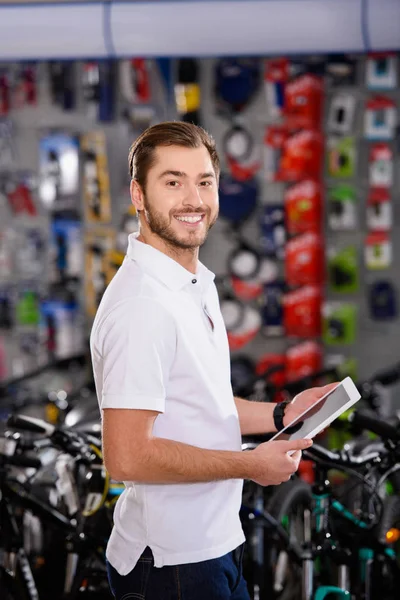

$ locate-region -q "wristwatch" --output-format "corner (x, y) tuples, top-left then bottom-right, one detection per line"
(273, 399), (303, 434)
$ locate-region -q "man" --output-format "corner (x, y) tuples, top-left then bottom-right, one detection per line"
(90, 121), (335, 600)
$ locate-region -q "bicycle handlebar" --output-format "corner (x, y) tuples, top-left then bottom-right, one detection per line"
(367, 362), (400, 387)
(349, 409), (400, 441)
(7, 414), (56, 436)
(303, 443), (382, 467)
(7, 414), (97, 464)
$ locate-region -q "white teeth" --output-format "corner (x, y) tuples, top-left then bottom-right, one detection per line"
(175, 216), (202, 223)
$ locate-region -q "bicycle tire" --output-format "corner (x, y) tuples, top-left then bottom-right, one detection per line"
(265, 479), (312, 600)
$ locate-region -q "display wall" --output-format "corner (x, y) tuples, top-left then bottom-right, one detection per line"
(0, 54), (400, 402)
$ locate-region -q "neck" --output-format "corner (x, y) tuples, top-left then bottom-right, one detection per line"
(137, 229), (199, 274)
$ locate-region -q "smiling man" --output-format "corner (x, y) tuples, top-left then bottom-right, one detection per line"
(90, 122), (335, 600)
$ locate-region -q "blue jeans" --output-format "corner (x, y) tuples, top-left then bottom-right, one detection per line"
(106, 544), (250, 600)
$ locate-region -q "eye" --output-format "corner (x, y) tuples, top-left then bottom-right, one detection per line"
(199, 180), (212, 187)
(166, 181), (180, 187)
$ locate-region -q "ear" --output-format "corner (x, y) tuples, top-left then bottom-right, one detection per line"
(130, 180), (145, 212)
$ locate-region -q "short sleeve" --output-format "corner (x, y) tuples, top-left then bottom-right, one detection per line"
(95, 297), (176, 412)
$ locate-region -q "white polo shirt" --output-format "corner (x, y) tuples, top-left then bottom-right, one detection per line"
(90, 233), (245, 575)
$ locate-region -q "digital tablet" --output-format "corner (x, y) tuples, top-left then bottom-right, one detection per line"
(269, 376), (361, 444)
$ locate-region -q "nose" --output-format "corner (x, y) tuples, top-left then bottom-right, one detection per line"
(182, 183), (203, 208)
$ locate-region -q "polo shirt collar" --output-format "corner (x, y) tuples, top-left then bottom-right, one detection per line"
(126, 233), (215, 292)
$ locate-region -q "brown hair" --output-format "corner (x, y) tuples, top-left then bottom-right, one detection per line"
(128, 121), (220, 190)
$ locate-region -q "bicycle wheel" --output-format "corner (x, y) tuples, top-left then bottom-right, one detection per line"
(265, 479), (312, 600)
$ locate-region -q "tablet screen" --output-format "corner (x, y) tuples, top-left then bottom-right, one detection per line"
(271, 382), (354, 442)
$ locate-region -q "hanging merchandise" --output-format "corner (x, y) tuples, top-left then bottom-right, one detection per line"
(175, 59), (201, 126)
(328, 245), (359, 293)
(327, 94), (356, 135)
(265, 127), (323, 182)
(15, 288), (40, 327)
(230, 355), (256, 396)
(283, 286), (322, 338)
(0, 337), (7, 381)
(40, 296), (83, 360)
(115, 204), (139, 255)
(322, 302), (357, 346)
(0, 69), (10, 115)
(364, 96), (397, 140)
(81, 131), (111, 224)
(0, 229), (15, 283)
(255, 354), (286, 397)
(218, 173), (258, 226)
(328, 185), (357, 231)
(3, 175), (37, 216)
(324, 55), (357, 87)
(260, 204), (285, 259)
(0, 288), (13, 330)
(38, 132), (79, 213)
(120, 59), (156, 131)
(228, 239), (263, 281)
(369, 143), (393, 188)
(11, 63), (37, 109)
(82, 62), (100, 120)
(367, 188), (392, 231)
(261, 281), (285, 336)
(82, 61), (116, 123)
(264, 58), (289, 118)
(369, 281), (397, 321)
(0, 118), (16, 169)
(225, 305), (262, 351)
(50, 219), (82, 284)
(84, 228), (115, 318)
(284, 180), (322, 236)
(223, 124), (261, 181)
(365, 232), (392, 270)
(218, 283), (261, 351)
(15, 287), (43, 358)
(366, 53), (398, 90)
(285, 341), (323, 383)
(120, 58), (151, 104)
(228, 240), (278, 300)
(326, 136), (356, 178)
(49, 61), (76, 111)
(284, 74), (323, 130)
(15, 227), (46, 280)
(285, 233), (324, 287)
(215, 58), (260, 115)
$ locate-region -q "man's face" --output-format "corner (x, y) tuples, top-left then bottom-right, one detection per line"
(141, 145), (219, 250)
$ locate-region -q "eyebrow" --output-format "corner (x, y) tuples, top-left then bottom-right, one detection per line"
(158, 170), (215, 180)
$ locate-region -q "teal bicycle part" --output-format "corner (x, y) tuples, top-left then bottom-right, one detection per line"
(314, 586), (350, 600)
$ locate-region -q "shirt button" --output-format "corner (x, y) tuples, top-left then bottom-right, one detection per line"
(192, 279), (197, 284)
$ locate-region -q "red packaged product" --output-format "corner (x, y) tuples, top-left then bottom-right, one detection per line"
(285, 232), (324, 286)
(286, 341), (323, 382)
(284, 179), (322, 235)
(283, 285), (322, 338)
(284, 74), (324, 130)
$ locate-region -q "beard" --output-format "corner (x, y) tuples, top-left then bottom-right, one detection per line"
(142, 194), (218, 251)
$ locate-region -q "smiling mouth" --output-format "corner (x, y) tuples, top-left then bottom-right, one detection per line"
(174, 214), (205, 226)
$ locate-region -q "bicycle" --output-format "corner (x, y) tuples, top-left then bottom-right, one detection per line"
(264, 412), (400, 600)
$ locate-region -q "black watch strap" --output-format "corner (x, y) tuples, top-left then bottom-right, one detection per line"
(273, 400), (303, 434)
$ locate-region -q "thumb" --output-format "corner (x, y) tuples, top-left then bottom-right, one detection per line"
(278, 438), (313, 452)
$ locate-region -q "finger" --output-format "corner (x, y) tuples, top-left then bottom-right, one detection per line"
(278, 438), (313, 451)
(291, 450), (302, 462)
(292, 382), (339, 405)
(289, 450), (302, 469)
